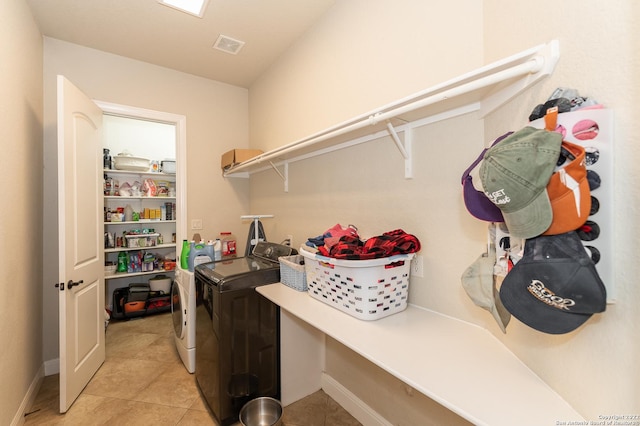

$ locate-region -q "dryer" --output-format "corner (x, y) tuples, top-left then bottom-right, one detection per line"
(172, 267), (195, 373)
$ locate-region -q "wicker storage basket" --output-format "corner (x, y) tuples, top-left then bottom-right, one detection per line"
(300, 249), (414, 320)
(279, 255), (308, 291)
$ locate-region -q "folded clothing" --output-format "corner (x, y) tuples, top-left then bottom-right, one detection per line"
(306, 223), (359, 250)
(318, 229), (421, 260)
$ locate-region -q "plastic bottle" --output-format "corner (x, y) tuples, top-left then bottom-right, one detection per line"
(117, 251), (128, 272)
(188, 240), (214, 271)
(180, 239), (190, 269)
(124, 205), (133, 222)
(213, 238), (222, 261)
(220, 232), (237, 258)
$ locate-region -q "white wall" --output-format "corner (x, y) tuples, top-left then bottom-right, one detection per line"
(0, 1), (43, 424)
(482, 0), (640, 417)
(247, 0), (639, 421)
(41, 37), (251, 363)
(103, 115), (176, 161)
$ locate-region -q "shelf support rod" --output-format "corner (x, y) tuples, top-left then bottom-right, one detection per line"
(386, 122), (412, 179)
(386, 122), (409, 159)
(268, 160), (289, 192)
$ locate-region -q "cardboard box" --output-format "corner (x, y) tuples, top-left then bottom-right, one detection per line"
(221, 149), (263, 171)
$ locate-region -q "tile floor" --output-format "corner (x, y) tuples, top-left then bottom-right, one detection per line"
(23, 312), (361, 426)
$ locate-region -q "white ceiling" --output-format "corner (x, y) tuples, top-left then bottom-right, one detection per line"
(26, 0), (336, 88)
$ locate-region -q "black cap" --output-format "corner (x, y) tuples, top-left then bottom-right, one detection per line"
(499, 231), (606, 334)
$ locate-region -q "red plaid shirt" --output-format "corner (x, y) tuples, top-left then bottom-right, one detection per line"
(318, 229), (421, 260)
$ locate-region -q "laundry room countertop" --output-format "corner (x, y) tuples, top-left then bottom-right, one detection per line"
(257, 283), (584, 426)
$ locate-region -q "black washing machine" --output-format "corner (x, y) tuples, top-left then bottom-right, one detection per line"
(194, 241), (296, 425)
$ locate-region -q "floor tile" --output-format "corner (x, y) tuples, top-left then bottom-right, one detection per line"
(25, 312), (362, 426)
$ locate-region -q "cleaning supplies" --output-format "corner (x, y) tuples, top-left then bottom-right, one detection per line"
(188, 240), (215, 271)
(220, 232), (237, 258)
(180, 239), (190, 270)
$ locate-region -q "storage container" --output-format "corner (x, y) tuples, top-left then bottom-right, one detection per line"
(278, 255), (307, 291)
(125, 233), (159, 248)
(300, 249), (414, 320)
(161, 160), (176, 174)
(220, 149), (263, 171)
(113, 154), (150, 171)
(149, 275), (172, 293)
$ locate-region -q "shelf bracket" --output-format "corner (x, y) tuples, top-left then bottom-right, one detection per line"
(386, 122), (413, 179)
(269, 160), (289, 192)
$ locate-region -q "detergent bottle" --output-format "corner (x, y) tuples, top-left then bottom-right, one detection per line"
(180, 239), (190, 270)
(188, 240), (215, 271)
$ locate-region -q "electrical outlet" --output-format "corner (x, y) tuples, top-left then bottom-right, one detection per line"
(285, 234), (293, 247)
(411, 255), (424, 277)
(191, 219), (203, 230)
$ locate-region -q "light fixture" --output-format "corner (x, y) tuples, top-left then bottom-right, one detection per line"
(213, 35), (245, 55)
(158, 0), (209, 18)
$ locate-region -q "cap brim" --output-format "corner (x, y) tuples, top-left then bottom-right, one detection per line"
(502, 189), (553, 239)
(499, 262), (593, 334)
(461, 249), (510, 333)
(500, 252), (606, 334)
(463, 176), (504, 222)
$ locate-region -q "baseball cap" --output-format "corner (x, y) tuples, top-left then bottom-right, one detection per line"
(461, 244), (511, 333)
(461, 132), (513, 222)
(479, 127), (562, 239)
(542, 141), (591, 235)
(499, 231), (606, 334)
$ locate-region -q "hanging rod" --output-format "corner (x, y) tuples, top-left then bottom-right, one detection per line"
(224, 40), (560, 177)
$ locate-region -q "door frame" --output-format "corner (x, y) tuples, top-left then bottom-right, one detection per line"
(94, 101), (187, 246)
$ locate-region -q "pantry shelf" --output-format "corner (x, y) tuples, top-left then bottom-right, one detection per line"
(104, 196), (176, 200)
(105, 268), (175, 280)
(224, 40), (559, 183)
(104, 220), (176, 225)
(104, 243), (177, 253)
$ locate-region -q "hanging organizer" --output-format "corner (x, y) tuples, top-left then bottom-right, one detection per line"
(223, 40), (560, 191)
(530, 108), (614, 302)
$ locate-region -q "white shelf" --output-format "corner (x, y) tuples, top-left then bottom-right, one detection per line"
(104, 220), (176, 225)
(224, 40), (559, 183)
(258, 283), (583, 426)
(104, 196), (176, 200)
(104, 243), (176, 253)
(105, 268), (175, 280)
(103, 169), (176, 179)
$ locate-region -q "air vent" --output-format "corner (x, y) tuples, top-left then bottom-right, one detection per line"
(213, 35), (245, 55)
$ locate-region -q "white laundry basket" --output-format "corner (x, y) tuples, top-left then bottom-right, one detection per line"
(300, 249), (414, 320)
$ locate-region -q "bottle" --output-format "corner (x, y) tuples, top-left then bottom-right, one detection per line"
(103, 148), (111, 169)
(213, 238), (222, 261)
(117, 251), (128, 272)
(180, 239), (190, 269)
(124, 205), (133, 222)
(220, 232), (237, 258)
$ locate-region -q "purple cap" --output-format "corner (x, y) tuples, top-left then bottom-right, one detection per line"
(461, 132), (512, 222)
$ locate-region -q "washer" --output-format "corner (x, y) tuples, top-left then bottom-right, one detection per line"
(172, 267), (195, 373)
(195, 241), (296, 426)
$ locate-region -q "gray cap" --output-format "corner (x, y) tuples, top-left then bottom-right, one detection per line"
(461, 244), (511, 333)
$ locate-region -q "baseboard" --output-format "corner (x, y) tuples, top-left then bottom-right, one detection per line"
(44, 358), (59, 376)
(321, 373), (392, 426)
(11, 364), (45, 426)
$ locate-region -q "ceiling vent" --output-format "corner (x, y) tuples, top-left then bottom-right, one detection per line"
(213, 35), (245, 55)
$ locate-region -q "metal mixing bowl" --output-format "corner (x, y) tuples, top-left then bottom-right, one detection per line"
(239, 397), (283, 426)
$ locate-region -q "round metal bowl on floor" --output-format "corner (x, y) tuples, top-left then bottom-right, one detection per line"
(239, 397), (283, 426)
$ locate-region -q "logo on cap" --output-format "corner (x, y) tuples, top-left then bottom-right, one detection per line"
(527, 279), (576, 311)
(486, 189), (510, 205)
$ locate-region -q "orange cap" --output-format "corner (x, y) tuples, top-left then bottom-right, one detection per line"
(543, 141), (591, 235)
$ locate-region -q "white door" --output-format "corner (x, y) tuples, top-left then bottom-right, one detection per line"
(56, 75), (105, 413)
